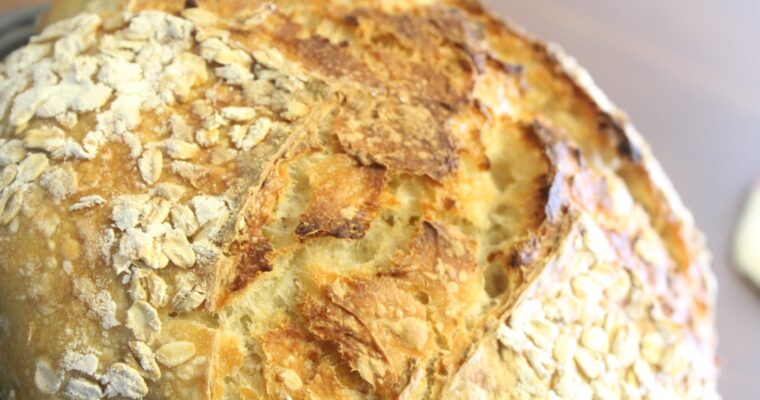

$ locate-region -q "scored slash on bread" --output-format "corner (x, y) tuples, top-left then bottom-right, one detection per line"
(0, 0), (718, 399)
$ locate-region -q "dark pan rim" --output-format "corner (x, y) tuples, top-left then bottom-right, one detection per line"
(0, 5), (47, 59)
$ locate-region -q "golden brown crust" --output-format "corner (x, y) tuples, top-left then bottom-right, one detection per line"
(1, 0), (718, 399)
(295, 154), (386, 240)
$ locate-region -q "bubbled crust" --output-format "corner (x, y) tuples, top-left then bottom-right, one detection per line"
(0, 0), (717, 399)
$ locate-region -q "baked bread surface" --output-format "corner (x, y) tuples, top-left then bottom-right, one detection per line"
(0, 0), (718, 399)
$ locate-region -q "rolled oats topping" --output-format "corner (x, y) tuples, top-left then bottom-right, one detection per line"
(34, 359), (62, 395)
(162, 229), (196, 268)
(128, 341), (161, 381)
(580, 326), (609, 354)
(138, 148), (163, 185)
(126, 300), (162, 343)
(0, 140), (26, 166)
(172, 273), (206, 313)
(221, 106), (256, 122)
(0, 164), (16, 188)
(494, 242), (713, 400)
(64, 378), (104, 400)
(72, 277), (120, 329)
(154, 182), (187, 203)
(70, 195), (107, 211)
(61, 350), (99, 376)
(155, 341), (196, 367)
(39, 165), (78, 200)
(170, 204), (199, 236)
(164, 139), (200, 161)
(129, 269), (169, 308)
(0, 188), (22, 225)
(238, 118), (272, 151)
(113, 227), (170, 272)
(574, 347), (603, 379)
(144, 198), (171, 226)
(190, 195), (228, 226)
(16, 153), (49, 183)
(101, 363), (149, 399)
(0, 2), (718, 399)
(170, 161), (207, 184)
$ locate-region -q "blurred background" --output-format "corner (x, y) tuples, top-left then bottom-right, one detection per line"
(1, 0), (759, 397)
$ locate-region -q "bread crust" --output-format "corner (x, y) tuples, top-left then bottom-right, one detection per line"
(1, 1), (718, 399)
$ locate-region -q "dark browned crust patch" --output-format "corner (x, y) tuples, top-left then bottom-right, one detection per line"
(296, 154), (386, 240)
(264, 6), (495, 182)
(597, 114), (643, 163)
(213, 168), (288, 308)
(229, 238), (274, 292)
(389, 221), (480, 333)
(260, 325), (345, 398)
(336, 98), (458, 181)
(301, 276), (430, 395)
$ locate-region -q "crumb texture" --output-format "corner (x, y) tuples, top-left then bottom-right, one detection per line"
(0, 0), (718, 399)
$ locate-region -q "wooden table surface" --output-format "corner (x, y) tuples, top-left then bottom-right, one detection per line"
(2, 0), (760, 397)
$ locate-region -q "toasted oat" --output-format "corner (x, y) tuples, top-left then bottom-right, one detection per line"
(214, 64), (253, 86)
(70, 195), (106, 211)
(111, 227), (168, 272)
(580, 326), (609, 354)
(144, 198), (171, 226)
(611, 324), (639, 367)
(129, 269), (169, 308)
(280, 369), (303, 392)
(17, 153), (49, 183)
(138, 148), (163, 185)
(239, 118), (272, 151)
(553, 333), (577, 364)
(101, 363), (148, 399)
(640, 330), (665, 365)
(34, 359), (62, 394)
(194, 128), (220, 148)
(39, 165), (78, 200)
(191, 195), (228, 226)
(170, 204), (200, 236)
(221, 106), (256, 122)
(64, 378), (103, 400)
(0, 189), (22, 225)
(111, 194), (151, 231)
(71, 277), (121, 329)
(0, 140), (27, 166)
(251, 48), (285, 69)
(280, 100), (309, 121)
(0, 164), (16, 188)
(60, 350), (99, 376)
(128, 341), (161, 381)
(164, 139), (200, 160)
(156, 341), (196, 367)
(162, 229), (196, 268)
(200, 38), (234, 64)
(126, 300), (162, 343)
(181, 8), (219, 26)
(170, 161), (207, 184)
(209, 147), (238, 165)
(22, 126), (65, 153)
(574, 347), (602, 379)
(172, 277), (206, 313)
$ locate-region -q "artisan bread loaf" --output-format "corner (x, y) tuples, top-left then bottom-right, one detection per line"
(0, 1), (719, 399)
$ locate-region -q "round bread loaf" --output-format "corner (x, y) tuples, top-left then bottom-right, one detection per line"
(0, 1), (719, 399)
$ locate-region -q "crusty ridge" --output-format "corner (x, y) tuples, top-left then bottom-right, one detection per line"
(0, 0), (717, 399)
